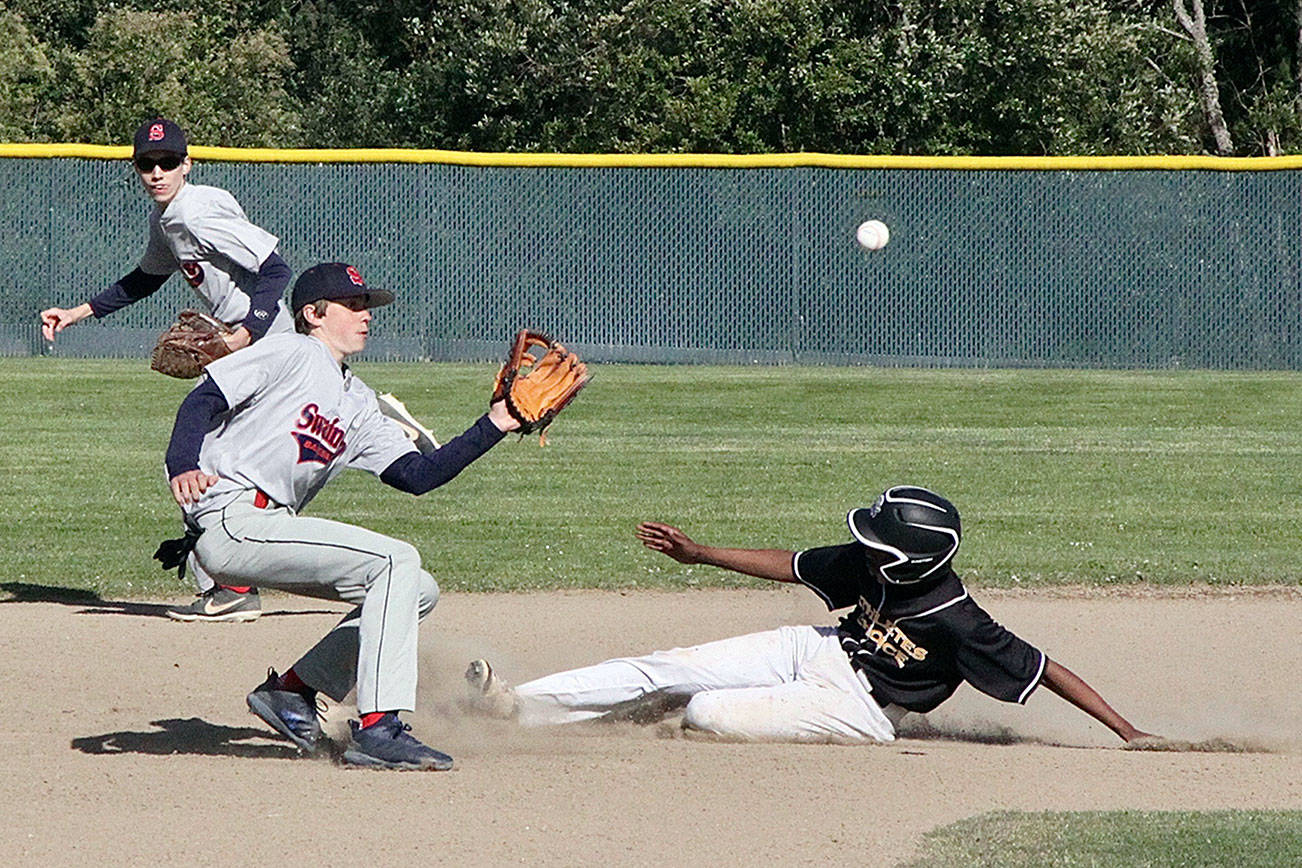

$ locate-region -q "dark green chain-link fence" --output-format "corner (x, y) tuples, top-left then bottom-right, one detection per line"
(3, 157), (1298, 368)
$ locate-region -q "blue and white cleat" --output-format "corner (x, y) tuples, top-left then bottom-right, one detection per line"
(342, 714), (453, 771)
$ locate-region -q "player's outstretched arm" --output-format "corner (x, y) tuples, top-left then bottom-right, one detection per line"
(1039, 658), (1157, 744)
(379, 402), (520, 495)
(40, 303), (94, 341)
(43, 270), (174, 341)
(636, 521), (797, 583)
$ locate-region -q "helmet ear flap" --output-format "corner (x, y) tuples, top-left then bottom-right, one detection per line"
(861, 542), (908, 584)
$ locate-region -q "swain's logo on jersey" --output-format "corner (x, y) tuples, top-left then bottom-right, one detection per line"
(292, 402), (347, 464)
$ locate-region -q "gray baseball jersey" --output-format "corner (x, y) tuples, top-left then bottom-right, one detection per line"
(184, 331), (416, 519)
(185, 331), (434, 714)
(140, 183), (293, 335)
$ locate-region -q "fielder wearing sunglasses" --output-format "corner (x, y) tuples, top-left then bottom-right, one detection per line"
(39, 115), (297, 627)
(134, 153), (186, 173)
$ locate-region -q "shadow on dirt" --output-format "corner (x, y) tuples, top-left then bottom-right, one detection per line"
(0, 582), (338, 618)
(0, 582), (102, 604)
(896, 716), (1034, 745)
(893, 716), (1270, 753)
(71, 717), (309, 759)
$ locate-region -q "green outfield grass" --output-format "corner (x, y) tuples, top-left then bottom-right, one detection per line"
(907, 810), (1302, 867)
(1, 358), (1298, 599)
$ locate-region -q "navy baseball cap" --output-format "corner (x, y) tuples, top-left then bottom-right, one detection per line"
(291, 262), (395, 313)
(133, 118), (188, 157)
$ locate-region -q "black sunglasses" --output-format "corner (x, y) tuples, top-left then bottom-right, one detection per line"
(133, 154), (184, 172)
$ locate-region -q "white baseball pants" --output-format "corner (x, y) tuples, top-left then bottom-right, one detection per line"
(192, 490), (439, 714)
(514, 625), (898, 743)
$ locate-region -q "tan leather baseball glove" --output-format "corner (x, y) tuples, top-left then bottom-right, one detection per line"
(491, 330), (590, 444)
(150, 309), (233, 378)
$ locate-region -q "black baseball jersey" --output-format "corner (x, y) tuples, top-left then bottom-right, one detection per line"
(793, 543), (1045, 713)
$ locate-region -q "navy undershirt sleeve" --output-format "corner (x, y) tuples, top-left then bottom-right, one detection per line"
(240, 251), (291, 340)
(165, 377), (230, 478)
(380, 415), (507, 494)
(88, 268), (169, 318)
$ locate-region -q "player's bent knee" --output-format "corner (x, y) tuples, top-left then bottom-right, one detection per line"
(682, 692), (728, 735)
(417, 571), (439, 618)
(380, 539), (423, 578)
(681, 692), (770, 740)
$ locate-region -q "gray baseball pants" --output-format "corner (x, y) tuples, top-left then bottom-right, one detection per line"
(192, 489), (439, 714)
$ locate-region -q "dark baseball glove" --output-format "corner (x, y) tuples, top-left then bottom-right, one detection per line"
(150, 309), (234, 378)
(492, 330), (590, 444)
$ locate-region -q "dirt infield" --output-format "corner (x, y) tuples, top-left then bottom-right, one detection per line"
(4, 585), (1300, 866)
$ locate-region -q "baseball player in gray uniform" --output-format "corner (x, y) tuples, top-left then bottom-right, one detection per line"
(40, 117), (293, 622)
(467, 486), (1158, 747)
(166, 261), (520, 769)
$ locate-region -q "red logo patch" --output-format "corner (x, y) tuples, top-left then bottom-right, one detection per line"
(180, 262), (203, 288)
(345, 266), (364, 286)
(292, 432), (341, 465)
(148, 123), (165, 141)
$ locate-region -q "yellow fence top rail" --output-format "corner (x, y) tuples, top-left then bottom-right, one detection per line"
(2, 142), (1301, 170)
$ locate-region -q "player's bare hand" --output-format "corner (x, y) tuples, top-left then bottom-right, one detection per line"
(40, 304), (93, 342)
(222, 326), (252, 351)
(488, 398), (522, 433)
(170, 469), (219, 507)
(636, 521), (702, 564)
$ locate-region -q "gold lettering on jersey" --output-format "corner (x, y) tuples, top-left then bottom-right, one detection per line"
(855, 596), (928, 668)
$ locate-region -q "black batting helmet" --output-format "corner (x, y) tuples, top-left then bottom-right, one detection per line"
(847, 485), (961, 585)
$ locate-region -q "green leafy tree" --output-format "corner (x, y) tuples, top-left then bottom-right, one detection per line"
(1, 0), (103, 48)
(0, 0), (1295, 155)
(1194, 0), (1301, 154)
(278, 1), (411, 147)
(928, 0), (1202, 154)
(56, 7), (299, 146)
(0, 4), (57, 140)
(390, 0), (1205, 155)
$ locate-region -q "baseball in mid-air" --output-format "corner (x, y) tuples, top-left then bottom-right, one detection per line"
(856, 219), (890, 251)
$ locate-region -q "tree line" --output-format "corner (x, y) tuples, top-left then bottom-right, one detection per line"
(1, 0), (1298, 155)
